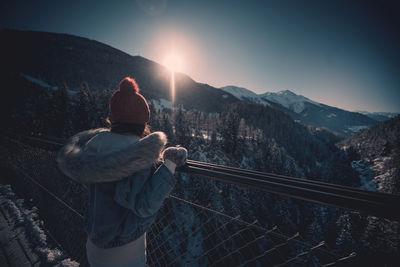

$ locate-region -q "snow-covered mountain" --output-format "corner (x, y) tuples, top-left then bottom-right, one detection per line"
(221, 86), (322, 113)
(260, 90), (322, 113)
(220, 85), (268, 105)
(221, 85), (379, 137)
(355, 111), (399, 122)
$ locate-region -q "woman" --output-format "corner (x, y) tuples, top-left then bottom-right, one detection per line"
(57, 77), (187, 266)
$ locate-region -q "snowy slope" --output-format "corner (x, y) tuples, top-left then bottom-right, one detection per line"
(20, 73), (58, 90)
(220, 85), (379, 136)
(220, 86), (320, 113)
(342, 116), (400, 195)
(356, 111), (399, 122)
(260, 90), (321, 113)
(220, 85), (268, 105)
(149, 98), (173, 111)
(20, 72), (80, 96)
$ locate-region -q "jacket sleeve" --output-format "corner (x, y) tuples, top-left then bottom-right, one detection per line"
(114, 163), (176, 218)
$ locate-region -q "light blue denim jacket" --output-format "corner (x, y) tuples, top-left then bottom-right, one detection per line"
(84, 163), (175, 248)
(57, 129), (172, 249)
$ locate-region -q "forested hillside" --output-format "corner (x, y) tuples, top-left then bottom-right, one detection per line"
(340, 115), (400, 194)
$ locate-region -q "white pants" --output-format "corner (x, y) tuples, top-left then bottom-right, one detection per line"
(86, 234), (146, 267)
(87, 253), (146, 267)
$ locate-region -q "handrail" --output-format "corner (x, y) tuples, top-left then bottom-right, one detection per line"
(7, 133), (400, 221)
(187, 160), (397, 201)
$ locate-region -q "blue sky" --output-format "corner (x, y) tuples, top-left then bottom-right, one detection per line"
(1, 0), (399, 112)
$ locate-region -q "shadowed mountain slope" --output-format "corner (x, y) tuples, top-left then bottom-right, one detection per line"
(1, 29), (237, 112)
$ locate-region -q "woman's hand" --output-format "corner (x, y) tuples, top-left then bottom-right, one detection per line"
(162, 146), (188, 167)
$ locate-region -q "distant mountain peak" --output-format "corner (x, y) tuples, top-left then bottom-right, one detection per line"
(220, 84), (379, 136)
(220, 85), (265, 104)
(354, 110), (399, 122)
(277, 89), (296, 95)
(220, 86), (320, 112)
(260, 90), (321, 113)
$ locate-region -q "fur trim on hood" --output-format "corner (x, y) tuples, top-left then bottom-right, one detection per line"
(57, 128), (167, 183)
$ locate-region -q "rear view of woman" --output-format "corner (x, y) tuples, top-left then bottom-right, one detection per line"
(57, 77), (187, 266)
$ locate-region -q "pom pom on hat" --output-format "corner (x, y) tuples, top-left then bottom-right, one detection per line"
(110, 77), (150, 124)
(119, 77), (140, 94)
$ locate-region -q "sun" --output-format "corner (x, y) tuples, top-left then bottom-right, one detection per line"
(163, 51), (185, 73)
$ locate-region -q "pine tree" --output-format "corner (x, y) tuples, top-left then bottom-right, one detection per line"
(210, 130), (217, 146)
(149, 100), (161, 131)
(97, 88), (114, 127)
(238, 118), (247, 139)
(220, 110), (240, 154)
(88, 90), (101, 128)
(73, 82), (91, 131)
(174, 105), (189, 145)
(52, 83), (69, 136)
(34, 88), (54, 134)
(161, 114), (174, 141)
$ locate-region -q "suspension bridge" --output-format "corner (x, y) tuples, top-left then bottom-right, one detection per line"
(1, 133), (399, 266)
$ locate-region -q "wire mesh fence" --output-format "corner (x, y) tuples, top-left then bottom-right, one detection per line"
(1, 136), (360, 266)
(3, 137), (89, 265)
(146, 194), (356, 266)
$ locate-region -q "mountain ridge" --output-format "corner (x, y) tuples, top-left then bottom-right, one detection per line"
(0, 29), (238, 113)
(355, 111), (399, 122)
(221, 85), (380, 136)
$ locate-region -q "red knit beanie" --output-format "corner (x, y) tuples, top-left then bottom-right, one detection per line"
(109, 77), (150, 124)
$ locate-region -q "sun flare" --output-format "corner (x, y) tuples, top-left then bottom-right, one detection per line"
(163, 51), (185, 73)
(163, 51), (183, 109)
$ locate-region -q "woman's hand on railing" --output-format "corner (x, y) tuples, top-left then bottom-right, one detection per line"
(162, 146), (188, 167)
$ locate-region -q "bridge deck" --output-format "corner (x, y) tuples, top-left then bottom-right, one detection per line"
(0, 194), (40, 267)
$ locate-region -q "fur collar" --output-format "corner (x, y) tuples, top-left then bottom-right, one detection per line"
(57, 128), (167, 183)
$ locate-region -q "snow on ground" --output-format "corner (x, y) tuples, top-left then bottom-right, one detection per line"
(351, 156), (394, 192)
(206, 112), (220, 118)
(347, 125), (368, 133)
(68, 90), (78, 96)
(371, 157), (393, 192)
(327, 113), (337, 118)
(351, 160), (377, 191)
(20, 73), (58, 91)
(0, 185), (79, 267)
(149, 98), (173, 111)
(20, 73), (81, 96)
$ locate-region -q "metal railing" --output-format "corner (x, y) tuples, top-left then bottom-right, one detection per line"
(9, 133), (400, 221)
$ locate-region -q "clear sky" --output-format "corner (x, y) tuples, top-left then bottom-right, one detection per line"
(1, 0), (399, 113)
